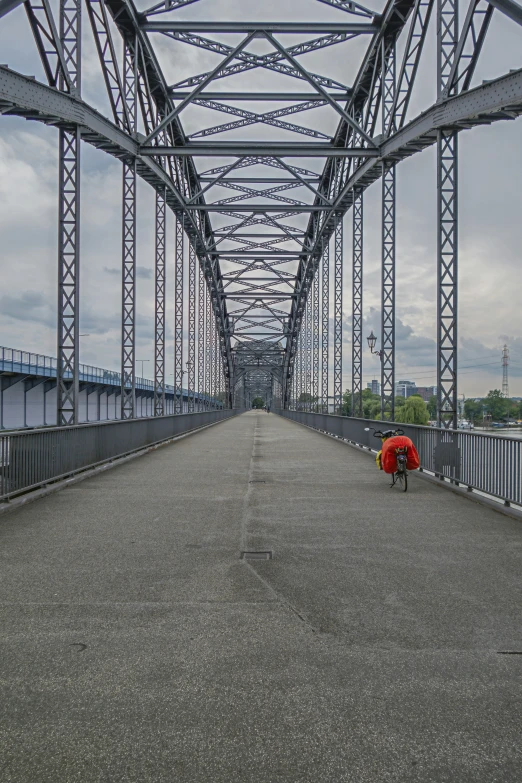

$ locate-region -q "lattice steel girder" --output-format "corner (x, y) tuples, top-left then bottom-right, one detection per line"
(321, 240), (329, 412)
(174, 217), (184, 414)
(154, 189), (166, 416)
(437, 131), (458, 427)
(57, 127), (80, 426)
(188, 240), (197, 412)
(436, 0), (459, 429)
(198, 257), (205, 410)
(381, 164), (395, 421)
(143, 21), (378, 33)
(333, 213), (343, 413)
(56, 0), (81, 427)
(352, 189), (363, 417)
(121, 160), (137, 419)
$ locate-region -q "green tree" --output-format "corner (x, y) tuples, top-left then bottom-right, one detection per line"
(484, 389), (509, 421)
(394, 394), (429, 425)
(342, 389), (352, 416)
(427, 395), (437, 419)
(464, 398), (483, 423)
(251, 397), (265, 409)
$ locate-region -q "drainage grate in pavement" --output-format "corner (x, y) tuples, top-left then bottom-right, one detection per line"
(497, 651), (522, 655)
(249, 480), (266, 483)
(241, 551), (273, 561)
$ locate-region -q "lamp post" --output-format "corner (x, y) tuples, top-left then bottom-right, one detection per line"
(366, 330), (383, 360)
(136, 359), (150, 377)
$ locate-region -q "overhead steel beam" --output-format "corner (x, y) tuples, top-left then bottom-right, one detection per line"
(488, 0), (522, 26)
(170, 92), (352, 101)
(142, 21), (378, 33)
(0, 0), (23, 18)
(140, 144), (378, 157)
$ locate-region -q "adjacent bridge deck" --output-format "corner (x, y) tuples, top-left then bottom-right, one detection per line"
(1, 411), (521, 782)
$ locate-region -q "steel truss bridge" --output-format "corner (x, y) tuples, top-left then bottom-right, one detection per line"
(1, 0), (521, 425)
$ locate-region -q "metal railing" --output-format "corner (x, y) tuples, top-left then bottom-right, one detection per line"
(279, 411), (522, 508)
(0, 345), (220, 403)
(0, 409), (241, 502)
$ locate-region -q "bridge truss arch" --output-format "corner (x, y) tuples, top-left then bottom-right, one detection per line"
(0, 0), (521, 425)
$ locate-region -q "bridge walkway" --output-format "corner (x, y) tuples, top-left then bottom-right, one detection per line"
(0, 411), (521, 782)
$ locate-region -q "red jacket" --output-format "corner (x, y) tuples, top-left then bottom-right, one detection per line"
(381, 436), (420, 474)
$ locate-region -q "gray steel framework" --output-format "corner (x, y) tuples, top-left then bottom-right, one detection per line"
(312, 272), (320, 409)
(321, 240), (329, 413)
(1, 0), (521, 426)
(174, 217), (184, 414)
(437, 0), (458, 428)
(188, 241), (197, 412)
(121, 36), (137, 420)
(333, 214), (343, 414)
(197, 254), (205, 410)
(154, 189), (166, 416)
(352, 190), (363, 418)
(56, 0), (81, 426)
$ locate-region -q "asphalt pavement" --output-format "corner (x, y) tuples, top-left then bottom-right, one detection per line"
(0, 410), (521, 782)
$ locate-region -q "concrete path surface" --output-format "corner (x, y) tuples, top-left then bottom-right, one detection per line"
(0, 411), (521, 782)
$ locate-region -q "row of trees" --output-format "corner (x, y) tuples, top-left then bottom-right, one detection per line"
(296, 388), (522, 426)
(464, 390), (522, 423)
(342, 389), (430, 424)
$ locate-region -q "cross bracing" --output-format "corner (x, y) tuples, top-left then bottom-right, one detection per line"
(0, 0), (521, 419)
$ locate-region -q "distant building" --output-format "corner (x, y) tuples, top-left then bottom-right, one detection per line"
(366, 380), (380, 395)
(415, 386), (437, 402)
(395, 380), (417, 398)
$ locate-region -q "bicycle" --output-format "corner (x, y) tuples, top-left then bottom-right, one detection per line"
(364, 427), (408, 492)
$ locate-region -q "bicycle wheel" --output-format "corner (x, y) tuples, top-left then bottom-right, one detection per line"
(395, 469), (408, 492)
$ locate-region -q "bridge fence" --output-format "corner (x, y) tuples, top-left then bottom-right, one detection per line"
(279, 411), (521, 509)
(0, 410), (241, 503)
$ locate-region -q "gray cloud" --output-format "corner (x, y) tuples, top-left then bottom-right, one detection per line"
(104, 266), (153, 280)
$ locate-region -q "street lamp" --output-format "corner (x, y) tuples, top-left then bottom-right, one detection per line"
(366, 330), (383, 359)
(136, 359), (150, 377)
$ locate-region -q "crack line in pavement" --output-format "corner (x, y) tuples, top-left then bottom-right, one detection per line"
(239, 414), (319, 634)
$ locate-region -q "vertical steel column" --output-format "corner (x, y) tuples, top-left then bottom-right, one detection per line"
(57, 0), (81, 426)
(321, 239), (329, 413)
(333, 213), (343, 414)
(312, 271), (319, 411)
(121, 38), (137, 419)
(437, 0), (459, 428)
(381, 42), (396, 421)
(154, 188), (166, 416)
(205, 283), (212, 408)
(296, 328), (302, 409)
(188, 241), (196, 412)
(213, 308), (219, 407)
(174, 216), (184, 413)
(305, 290), (312, 410)
(198, 259), (205, 411)
(209, 297), (215, 409)
(352, 189), (363, 417)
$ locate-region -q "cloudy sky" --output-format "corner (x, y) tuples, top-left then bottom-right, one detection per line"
(0, 0), (521, 397)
